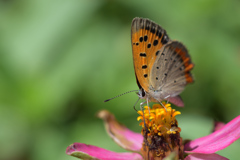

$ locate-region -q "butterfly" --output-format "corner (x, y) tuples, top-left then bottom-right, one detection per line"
(131, 17), (194, 107)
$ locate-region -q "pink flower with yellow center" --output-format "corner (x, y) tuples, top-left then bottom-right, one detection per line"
(66, 103), (240, 160)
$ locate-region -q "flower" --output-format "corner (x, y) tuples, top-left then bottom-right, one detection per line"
(66, 103), (240, 160)
(137, 103), (183, 159)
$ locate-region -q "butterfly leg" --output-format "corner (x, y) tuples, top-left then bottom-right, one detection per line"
(166, 95), (170, 105)
(140, 101), (151, 160)
(166, 99), (170, 104)
(133, 97), (140, 112)
(161, 95), (170, 110)
(146, 98), (151, 114)
(158, 100), (167, 111)
(140, 101), (148, 131)
(140, 100), (151, 115)
(140, 99), (151, 114)
(140, 101), (147, 110)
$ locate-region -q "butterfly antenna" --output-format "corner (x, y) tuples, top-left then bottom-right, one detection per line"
(104, 90), (139, 102)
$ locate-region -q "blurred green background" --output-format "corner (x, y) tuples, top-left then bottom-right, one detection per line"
(0, 0), (240, 160)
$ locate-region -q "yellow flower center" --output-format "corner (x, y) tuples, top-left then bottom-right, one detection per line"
(137, 102), (183, 160)
(137, 103), (181, 136)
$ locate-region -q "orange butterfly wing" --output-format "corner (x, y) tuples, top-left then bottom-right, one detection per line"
(131, 17), (170, 92)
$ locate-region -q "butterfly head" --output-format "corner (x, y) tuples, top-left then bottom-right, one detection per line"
(137, 88), (146, 99)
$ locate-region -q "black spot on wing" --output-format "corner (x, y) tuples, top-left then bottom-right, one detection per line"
(161, 34), (169, 44)
(153, 40), (158, 46)
(133, 18), (169, 43)
(142, 65), (147, 69)
(144, 35), (148, 42)
(147, 43), (151, 48)
(150, 24), (156, 34)
(139, 19), (143, 28)
(158, 32), (162, 38)
(145, 20), (150, 30)
(140, 53), (146, 57)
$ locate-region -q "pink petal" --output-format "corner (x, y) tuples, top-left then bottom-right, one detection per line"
(212, 121), (225, 132)
(185, 115), (240, 154)
(97, 110), (143, 152)
(169, 95), (184, 107)
(66, 143), (143, 160)
(185, 153), (228, 160)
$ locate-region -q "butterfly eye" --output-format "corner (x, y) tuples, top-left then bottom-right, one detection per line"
(137, 89), (146, 98)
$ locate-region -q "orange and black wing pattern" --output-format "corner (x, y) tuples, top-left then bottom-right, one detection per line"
(131, 17), (170, 92)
